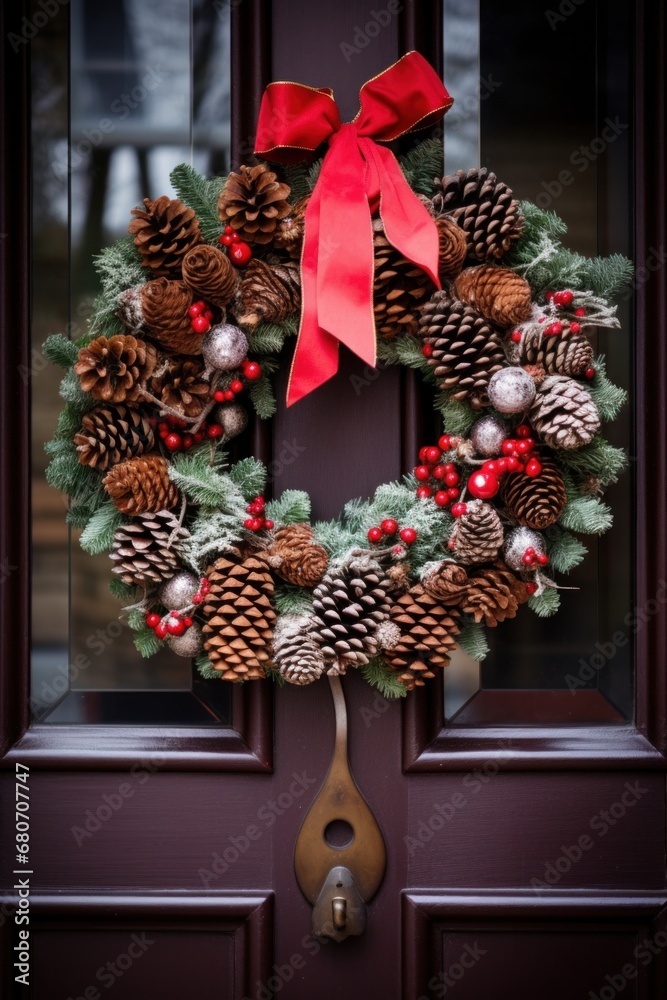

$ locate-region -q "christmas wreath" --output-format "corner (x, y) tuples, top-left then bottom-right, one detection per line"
(44, 57), (631, 697)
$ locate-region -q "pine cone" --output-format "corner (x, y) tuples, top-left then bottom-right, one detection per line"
(453, 265), (532, 329)
(373, 220), (434, 339)
(148, 356), (210, 418)
(513, 326), (594, 377)
(462, 561), (528, 627)
(310, 555), (392, 669)
(74, 335), (157, 404)
(74, 404), (154, 471)
(140, 278), (202, 355)
(129, 196), (202, 277)
(273, 197), (309, 258)
(234, 259), (300, 327)
(385, 586), (461, 689)
(109, 510), (189, 587)
(266, 524), (329, 587)
(447, 499), (504, 566)
(202, 549), (276, 681)
(103, 454), (180, 514)
(530, 375), (601, 450)
(272, 613), (326, 686)
(433, 168), (524, 261)
(421, 561), (469, 606)
(418, 291), (505, 406)
(436, 215), (468, 280)
(386, 562), (412, 596)
(502, 454), (567, 529)
(181, 244), (239, 307)
(218, 164), (291, 245)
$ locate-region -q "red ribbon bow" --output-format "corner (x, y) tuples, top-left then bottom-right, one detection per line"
(254, 52), (453, 406)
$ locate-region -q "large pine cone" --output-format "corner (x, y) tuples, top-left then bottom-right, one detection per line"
(373, 220), (434, 339)
(74, 335), (157, 404)
(273, 197), (309, 258)
(421, 561), (470, 606)
(74, 404), (154, 471)
(462, 561), (528, 627)
(218, 164), (291, 245)
(502, 455), (567, 529)
(433, 168), (524, 261)
(436, 215), (468, 280)
(234, 259), (300, 327)
(181, 244), (239, 307)
(202, 549), (276, 681)
(148, 356), (210, 418)
(530, 375), (601, 450)
(103, 454), (179, 514)
(310, 555), (392, 669)
(128, 196), (202, 277)
(511, 325), (594, 377)
(418, 291), (505, 406)
(266, 524), (329, 588)
(385, 586), (461, 689)
(272, 613), (326, 686)
(109, 510), (189, 587)
(453, 265), (532, 329)
(448, 499), (504, 566)
(140, 278), (202, 355)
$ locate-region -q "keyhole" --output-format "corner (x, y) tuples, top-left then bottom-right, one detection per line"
(324, 819), (354, 849)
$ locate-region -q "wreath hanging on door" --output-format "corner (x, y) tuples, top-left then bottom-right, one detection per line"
(44, 54), (631, 696)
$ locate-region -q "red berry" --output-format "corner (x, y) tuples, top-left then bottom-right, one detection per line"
(569, 321), (581, 334)
(544, 321), (563, 337)
(253, 496), (265, 509)
(522, 554), (535, 566)
(585, 366), (596, 381)
(438, 434), (451, 452)
(213, 389), (226, 402)
(434, 490), (450, 507)
(514, 461), (526, 474)
(230, 379), (244, 394)
(188, 302), (204, 318)
(424, 446), (441, 465)
(525, 548), (535, 557)
(501, 440), (516, 456)
(515, 439), (532, 455)
(510, 330), (522, 343)
(414, 465), (431, 482)
(575, 307), (586, 317)
(192, 593), (202, 604)
(182, 616), (193, 628)
(264, 519), (274, 530)
(223, 389), (235, 402)
(496, 457), (508, 474)
(207, 423), (224, 439)
(158, 421), (169, 434)
(444, 470), (460, 487)
(167, 618), (187, 637)
(516, 424), (531, 438)
(482, 461), (498, 475)
(145, 613), (161, 629)
(545, 290), (554, 301)
(433, 464), (447, 481)
(506, 455), (521, 472)
(229, 241), (253, 266)
(204, 309), (214, 322)
(250, 518), (264, 532)
(243, 360), (262, 380)
(159, 427), (169, 439)
(554, 289), (574, 307)
(418, 446), (431, 463)
(220, 234), (235, 246)
(416, 485), (433, 499)
(380, 518), (398, 535)
(467, 470), (500, 499)
(183, 434), (194, 450)
(244, 518), (255, 530)
(164, 432), (182, 452)
(447, 487), (460, 500)
(451, 502), (467, 518)
(367, 527), (383, 543)
(443, 463), (456, 473)
(191, 315), (211, 334)
(155, 622), (168, 640)
(422, 343), (433, 358)
(525, 459), (542, 478)
(526, 582), (539, 595)
(194, 431), (205, 443)
(537, 553), (549, 566)
(399, 527), (417, 545)
(224, 225), (235, 235)
(200, 578), (210, 593)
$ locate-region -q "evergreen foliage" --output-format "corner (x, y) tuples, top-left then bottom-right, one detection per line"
(169, 163), (226, 244)
(544, 528), (588, 573)
(398, 138), (443, 196)
(457, 618), (490, 661)
(528, 588), (561, 617)
(360, 658), (408, 699)
(79, 500), (125, 555)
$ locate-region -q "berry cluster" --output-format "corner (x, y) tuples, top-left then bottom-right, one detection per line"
(145, 608), (195, 640)
(521, 545), (549, 568)
(367, 519), (418, 546)
(211, 359), (262, 404)
(510, 291), (595, 381)
(191, 576), (211, 605)
(218, 225), (253, 267)
(467, 424), (542, 500)
(156, 413), (224, 452)
(243, 496), (274, 533)
(413, 435), (461, 507)
(188, 299), (215, 335)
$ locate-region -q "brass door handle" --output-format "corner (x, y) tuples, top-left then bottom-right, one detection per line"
(294, 674), (386, 941)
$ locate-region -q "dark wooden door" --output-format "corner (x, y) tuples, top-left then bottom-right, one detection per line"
(1, 2), (666, 998)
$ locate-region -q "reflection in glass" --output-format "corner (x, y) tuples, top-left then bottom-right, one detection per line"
(31, 0), (232, 723)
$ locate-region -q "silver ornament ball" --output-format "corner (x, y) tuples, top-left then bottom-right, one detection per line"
(470, 414), (509, 457)
(503, 526), (545, 572)
(201, 323), (249, 371)
(167, 623), (203, 658)
(158, 571), (200, 610)
(487, 367), (536, 414)
(215, 402), (248, 440)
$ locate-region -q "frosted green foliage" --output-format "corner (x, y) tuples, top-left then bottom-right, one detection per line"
(88, 237), (146, 337)
(246, 316), (298, 355)
(544, 528), (588, 573)
(557, 436), (627, 488)
(79, 501), (125, 555)
(168, 451), (247, 512)
(133, 625), (163, 658)
(377, 334), (433, 377)
(360, 658), (408, 699)
(456, 618), (490, 661)
(266, 490), (311, 526)
(179, 509), (243, 574)
(436, 395), (477, 436)
(528, 588), (561, 617)
(196, 652), (218, 680)
(169, 163), (226, 244)
(274, 584), (314, 616)
(560, 472), (613, 535)
(586, 356), (628, 423)
(228, 458), (267, 500)
(109, 578), (136, 600)
(42, 334), (78, 369)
